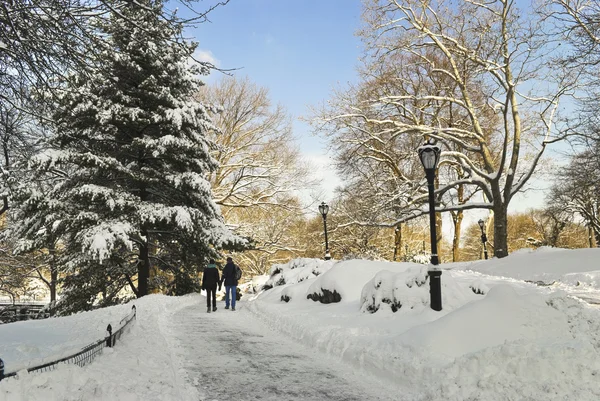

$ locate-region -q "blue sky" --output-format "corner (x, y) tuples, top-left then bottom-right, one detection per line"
(187, 0), (363, 156)
(182, 0), (552, 211)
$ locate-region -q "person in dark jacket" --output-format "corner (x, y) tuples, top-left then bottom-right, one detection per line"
(221, 256), (239, 311)
(202, 259), (221, 313)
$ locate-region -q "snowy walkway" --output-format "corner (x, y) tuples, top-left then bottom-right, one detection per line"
(167, 302), (400, 401)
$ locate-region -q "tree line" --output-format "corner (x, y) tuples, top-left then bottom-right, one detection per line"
(0, 0), (311, 312)
(312, 0), (600, 261)
(1, 0), (599, 313)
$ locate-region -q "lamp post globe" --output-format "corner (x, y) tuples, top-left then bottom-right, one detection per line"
(417, 139), (442, 311)
(478, 219), (489, 260)
(319, 202), (331, 260)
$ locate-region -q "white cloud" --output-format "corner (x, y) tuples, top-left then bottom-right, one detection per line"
(193, 48), (220, 67)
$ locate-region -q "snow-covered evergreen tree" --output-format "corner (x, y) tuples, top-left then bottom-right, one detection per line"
(15, 0), (244, 301)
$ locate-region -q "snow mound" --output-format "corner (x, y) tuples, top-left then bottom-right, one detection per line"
(398, 285), (574, 359)
(306, 259), (417, 303)
(361, 267), (482, 313)
(263, 258), (334, 290)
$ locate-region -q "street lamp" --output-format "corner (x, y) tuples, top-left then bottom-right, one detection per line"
(417, 139), (442, 311)
(478, 219), (489, 260)
(318, 202), (331, 260)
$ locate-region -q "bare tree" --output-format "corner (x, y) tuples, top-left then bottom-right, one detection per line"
(0, 0), (229, 106)
(546, 0), (600, 68)
(316, 0), (577, 258)
(197, 77), (314, 274)
(0, 92), (47, 216)
(198, 76), (311, 210)
(527, 207), (588, 248)
(545, 0), (600, 153)
(540, 1), (600, 247)
(547, 145), (600, 246)
(226, 199), (309, 275)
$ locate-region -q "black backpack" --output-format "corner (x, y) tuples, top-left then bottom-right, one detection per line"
(235, 265), (242, 281)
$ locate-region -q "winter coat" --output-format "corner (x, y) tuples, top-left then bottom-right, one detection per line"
(202, 264), (221, 289)
(221, 261), (238, 287)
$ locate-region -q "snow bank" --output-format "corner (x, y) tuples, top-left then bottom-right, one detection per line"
(2, 248), (600, 401)
(460, 247), (600, 286)
(0, 295), (203, 401)
(248, 254), (600, 400)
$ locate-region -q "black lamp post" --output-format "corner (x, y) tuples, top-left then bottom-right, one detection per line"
(417, 139), (442, 311)
(318, 202), (331, 260)
(478, 219), (489, 260)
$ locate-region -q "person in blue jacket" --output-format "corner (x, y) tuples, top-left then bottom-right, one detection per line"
(221, 257), (240, 311)
(202, 259), (221, 313)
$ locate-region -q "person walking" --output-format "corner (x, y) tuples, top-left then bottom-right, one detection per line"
(221, 256), (241, 311)
(202, 259), (221, 313)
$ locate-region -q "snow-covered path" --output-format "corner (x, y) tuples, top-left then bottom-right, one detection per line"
(167, 302), (400, 401)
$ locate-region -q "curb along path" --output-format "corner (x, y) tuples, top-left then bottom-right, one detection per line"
(168, 302), (399, 401)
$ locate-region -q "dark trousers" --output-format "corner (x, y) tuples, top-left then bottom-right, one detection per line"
(206, 285), (217, 308)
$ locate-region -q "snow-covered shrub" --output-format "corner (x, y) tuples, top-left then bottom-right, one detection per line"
(262, 258), (333, 291)
(340, 251), (384, 261)
(469, 280), (489, 295)
(306, 259), (400, 305)
(360, 267), (473, 313)
(306, 288), (341, 304)
(360, 267), (429, 313)
(312, 263), (330, 277)
(277, 278), (315, 303)
(245, 275), (269, 294)
(408, 253), (431, 265)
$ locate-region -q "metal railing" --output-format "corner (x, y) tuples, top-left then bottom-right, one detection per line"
(0, 305), (136, 381)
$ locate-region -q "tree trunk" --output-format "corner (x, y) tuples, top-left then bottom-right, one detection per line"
(493, 205), (509, 258)
(137, 163), (151, 297)
(452, 210), (463, 262)
(393, 224), (402, 261)
(589, 225), (598, 248)
(138, 228), (150, 297)
(49, 247), (58, 303)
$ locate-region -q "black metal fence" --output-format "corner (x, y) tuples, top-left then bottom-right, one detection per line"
(0, 305), (136, 382)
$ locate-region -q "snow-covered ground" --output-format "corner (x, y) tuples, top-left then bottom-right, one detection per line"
(1, 247), (599, 400)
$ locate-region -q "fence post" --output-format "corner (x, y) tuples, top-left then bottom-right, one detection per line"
(106, 324), (112, 347)
(0, 357), (4, 381)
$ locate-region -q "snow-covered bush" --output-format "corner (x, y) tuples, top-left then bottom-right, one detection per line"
(305, 259), (395, 304)
(263, 258), (333, 292)
(469, 279), (489, 295)
(408, 253), (431, 265)
(360, 267), (429, 313)
(258, 258), (480, 309)
(340, 251), (384, 261)
(278, 278), (315, 303)
(361, 266), (474, 313)
(306, 288), (342, 304)
(244, 275), (269, 294)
